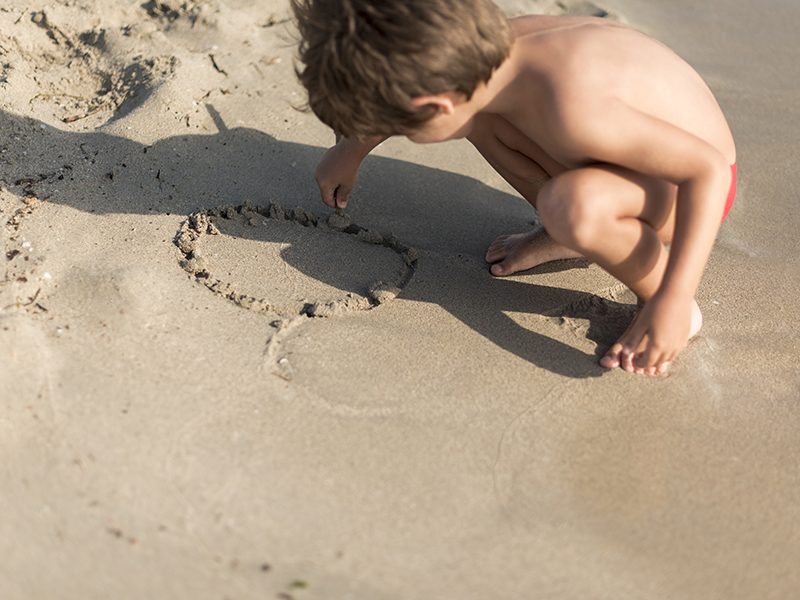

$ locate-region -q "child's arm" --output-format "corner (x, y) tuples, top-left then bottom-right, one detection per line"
(316, 135), (386, 209)
(560, 101), (731, 368)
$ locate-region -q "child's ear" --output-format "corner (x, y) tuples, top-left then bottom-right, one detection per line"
(410, 94), (456, 116)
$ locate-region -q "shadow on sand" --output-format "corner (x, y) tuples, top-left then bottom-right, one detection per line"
(1, 108), (633, 379)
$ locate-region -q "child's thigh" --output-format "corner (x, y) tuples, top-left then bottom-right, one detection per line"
(544, 164), (678, 242)
(467, 114), (552, 204)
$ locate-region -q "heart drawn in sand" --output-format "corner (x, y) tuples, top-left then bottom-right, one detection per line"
(173, 201), (418, 320)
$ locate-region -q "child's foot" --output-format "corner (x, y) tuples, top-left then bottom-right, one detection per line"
(485, 229), (583, 276)
(600, 299), (703, 376)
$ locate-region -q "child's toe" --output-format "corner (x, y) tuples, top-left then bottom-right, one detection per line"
(490, 262), (508, 276)
(621, 351), (636, 373)
(600, 344), (623, 369)
(485, 241), (509, 262)
(485, 247), (504, 262)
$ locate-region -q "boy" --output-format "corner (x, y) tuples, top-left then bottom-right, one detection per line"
(291, 0), (737, 377)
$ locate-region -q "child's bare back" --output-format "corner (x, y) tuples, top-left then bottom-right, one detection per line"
(489, 16), (735, 165)
(291, 1), (737, 377)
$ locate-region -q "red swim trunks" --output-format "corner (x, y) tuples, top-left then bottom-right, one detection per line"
(722, 163), (737, 222)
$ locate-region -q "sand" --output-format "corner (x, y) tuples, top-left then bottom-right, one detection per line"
(1, 1), (799, 599)
(174, 202), (415, 320)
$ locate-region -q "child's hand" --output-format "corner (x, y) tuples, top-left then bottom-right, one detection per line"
(315, 142), (362, 209)
(611, 290), (696, 375)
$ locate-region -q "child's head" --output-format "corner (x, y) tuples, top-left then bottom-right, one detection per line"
(291, 0), (512, 139)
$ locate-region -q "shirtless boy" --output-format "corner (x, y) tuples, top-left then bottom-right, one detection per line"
(291, 0), (737, 376)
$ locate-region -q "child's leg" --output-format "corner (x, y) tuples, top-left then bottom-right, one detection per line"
(467, 115), (583, 274)
(468, 114), (679, 278)
(535, 164), (699, 375)
(468, 116), (693, 375)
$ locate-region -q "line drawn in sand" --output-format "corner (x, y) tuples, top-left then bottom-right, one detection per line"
(174, 201), (418, 379)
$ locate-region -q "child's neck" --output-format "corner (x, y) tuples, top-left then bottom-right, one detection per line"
(471, 40), (525, 116)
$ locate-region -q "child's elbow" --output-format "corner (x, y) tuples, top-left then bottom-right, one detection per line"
(681, 150), (729, 188)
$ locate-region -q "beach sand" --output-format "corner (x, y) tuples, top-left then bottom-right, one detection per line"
(1, 1), (798, 598)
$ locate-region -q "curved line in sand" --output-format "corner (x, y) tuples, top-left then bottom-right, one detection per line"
(173, 201), (419, 319)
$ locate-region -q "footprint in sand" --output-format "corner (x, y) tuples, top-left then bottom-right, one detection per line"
(22, 10), (176, 127)
(141, 0), (205, 27)
(173, 202), (418, 320)
(541, 285), (638, 355)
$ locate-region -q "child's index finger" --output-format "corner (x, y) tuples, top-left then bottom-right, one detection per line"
(333, 185), (348, 209)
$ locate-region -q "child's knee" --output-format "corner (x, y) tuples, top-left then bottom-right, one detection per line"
(538, 170), (615, 246)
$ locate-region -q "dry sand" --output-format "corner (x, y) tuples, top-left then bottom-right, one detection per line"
(1, 1), (798, 599)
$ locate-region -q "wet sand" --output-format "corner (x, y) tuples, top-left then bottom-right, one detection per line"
(1, 1), (798, 598)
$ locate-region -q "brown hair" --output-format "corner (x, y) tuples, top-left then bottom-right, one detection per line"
(291, 0), (513, 138)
